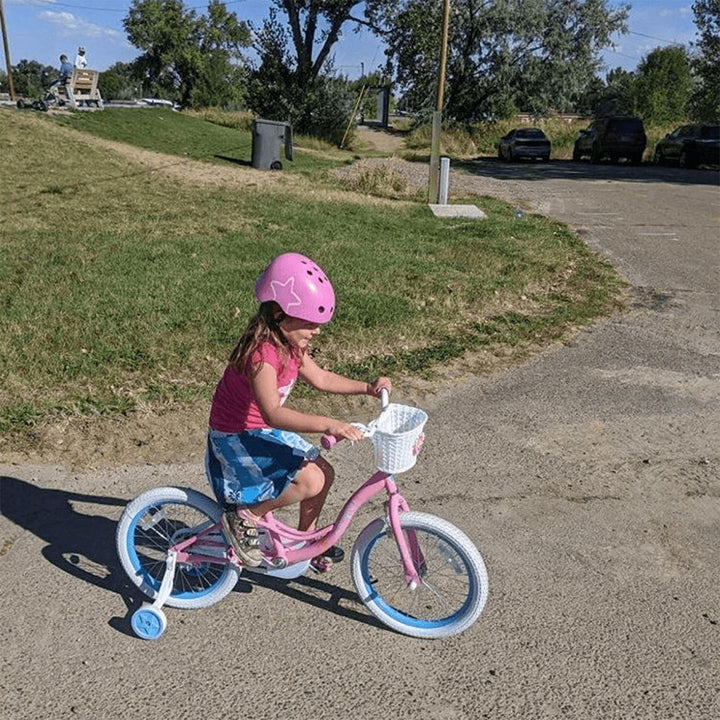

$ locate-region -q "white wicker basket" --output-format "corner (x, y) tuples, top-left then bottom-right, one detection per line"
(367, 403), (428, 474)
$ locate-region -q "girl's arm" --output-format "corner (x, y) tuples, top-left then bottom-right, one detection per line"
(249, 361), (363, 441)
(299, 353), (391, 397)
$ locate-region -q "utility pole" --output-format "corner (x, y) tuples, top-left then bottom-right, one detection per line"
(0, 0), (15, 100)
(428, 0), (451, 203)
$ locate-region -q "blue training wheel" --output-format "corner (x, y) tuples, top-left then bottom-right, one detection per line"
(131, 606), (167, 640)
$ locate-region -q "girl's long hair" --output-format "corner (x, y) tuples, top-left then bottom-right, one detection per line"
(229, 301), (295, 377)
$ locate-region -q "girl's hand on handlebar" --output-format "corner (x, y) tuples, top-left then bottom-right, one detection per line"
(326, 420), (364, 443)
(366, 377), (391, 398)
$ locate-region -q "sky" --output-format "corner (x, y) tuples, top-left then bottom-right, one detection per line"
(1, 0), (700, 79)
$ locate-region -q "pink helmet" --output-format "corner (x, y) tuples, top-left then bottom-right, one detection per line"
(254, 252), (336, 324)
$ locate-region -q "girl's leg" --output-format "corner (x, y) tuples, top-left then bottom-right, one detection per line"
(297, 457), (334, 531)
(246, 458), (334, 531)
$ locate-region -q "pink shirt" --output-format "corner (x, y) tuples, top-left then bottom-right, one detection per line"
(209, 343), (301, 433)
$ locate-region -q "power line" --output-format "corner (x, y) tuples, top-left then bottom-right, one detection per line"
(629, 30), (687, 45)
(604, 49), (640, 61)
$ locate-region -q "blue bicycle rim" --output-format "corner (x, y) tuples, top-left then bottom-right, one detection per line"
(125, 502), (227, 602)
(360, 528), (477, 630)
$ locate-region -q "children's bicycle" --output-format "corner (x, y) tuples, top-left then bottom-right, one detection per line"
(116, 391), (489, 640)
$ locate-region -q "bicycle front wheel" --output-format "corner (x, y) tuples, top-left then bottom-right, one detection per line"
(351, 512), (488, 638)
(116, 487), (240, 609)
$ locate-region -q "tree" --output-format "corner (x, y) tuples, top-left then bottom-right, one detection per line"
(690, 0), (720, 121)
(375, 0), (629, 121)
(246, 2), (393, 142)
(580, 67), (638, 118)
(98, 61), (139, 101)
(123, 0), (251, 107)
(634, 46), (692, 124)
(246, 6), (356, 143)
(8, 59), (55, 99)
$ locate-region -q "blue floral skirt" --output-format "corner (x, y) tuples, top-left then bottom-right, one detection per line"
(205, 427), (320, 508)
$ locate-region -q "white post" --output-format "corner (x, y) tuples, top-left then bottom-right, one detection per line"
(438, 157), (450, 205)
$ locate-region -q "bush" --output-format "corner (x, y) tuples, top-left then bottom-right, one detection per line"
(246, 71), (354, 146)
(405, 123), (478, 157)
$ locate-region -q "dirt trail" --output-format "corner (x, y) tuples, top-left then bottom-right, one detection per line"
(353, 123), (408, 153)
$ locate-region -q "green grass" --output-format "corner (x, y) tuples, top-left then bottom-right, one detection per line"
(0, 107), (625, 440)
(53, 107), (352, 174)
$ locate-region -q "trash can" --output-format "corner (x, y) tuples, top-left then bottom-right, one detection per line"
(251, 118), (293, 170)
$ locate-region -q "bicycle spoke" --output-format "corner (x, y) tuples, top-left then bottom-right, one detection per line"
(132, 503), (227, 595)
(364, 526), (473, 622)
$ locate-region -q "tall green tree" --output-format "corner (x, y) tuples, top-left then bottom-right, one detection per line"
(633, 46), (692, 124)
(246, 6), (356, 143)
(374, 0), (629, 121)
(246, 2), (392, 142)
(7, 59), (55, 99)
(690, 0), (720, 121)
(124, 0), (251, 107)
(271, 0), (365, 83)
(591, 66), (637, 117)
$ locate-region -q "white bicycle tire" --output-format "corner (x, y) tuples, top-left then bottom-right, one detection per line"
(116, 486), (240, 609)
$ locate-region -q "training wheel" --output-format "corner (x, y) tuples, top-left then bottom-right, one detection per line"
(131, 605), (167, 640)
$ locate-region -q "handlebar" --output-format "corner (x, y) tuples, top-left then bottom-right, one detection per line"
(320, 387), (390, 450)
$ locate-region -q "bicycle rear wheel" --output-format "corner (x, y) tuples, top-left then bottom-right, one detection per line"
(351, 512), (488, 638)
(116, 487), (240, 609)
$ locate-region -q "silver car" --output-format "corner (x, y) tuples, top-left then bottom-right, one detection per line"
(498, 128), (551, 162)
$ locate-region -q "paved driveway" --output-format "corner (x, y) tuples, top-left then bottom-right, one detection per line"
(1, 161), (719, 720)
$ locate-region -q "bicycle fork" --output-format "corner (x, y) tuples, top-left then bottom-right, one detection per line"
(385, 478), (424, 589)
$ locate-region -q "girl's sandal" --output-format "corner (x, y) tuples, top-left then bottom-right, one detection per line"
(317, 545), (344, 562)
(309, 545), (344, 573)
(310, 556), (333, 574)
(221, 511), (262, 567)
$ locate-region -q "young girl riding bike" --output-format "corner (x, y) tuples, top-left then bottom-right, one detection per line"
(205, 252), (391, 568)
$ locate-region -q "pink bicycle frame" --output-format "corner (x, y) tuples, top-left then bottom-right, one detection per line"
(170, 471), (423, 587)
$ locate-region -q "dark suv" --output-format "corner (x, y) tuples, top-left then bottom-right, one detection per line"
(653, 124), (720, 168)
(573, 116), (647, 164)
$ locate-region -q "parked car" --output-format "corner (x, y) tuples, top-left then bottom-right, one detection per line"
(653, 124), (720, 169)
(573, 116), (646, 164)
(497, 128), (551, 162)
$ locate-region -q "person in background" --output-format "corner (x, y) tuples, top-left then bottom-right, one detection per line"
(75, 46), (87, 69)
(49, 54), (73, 89)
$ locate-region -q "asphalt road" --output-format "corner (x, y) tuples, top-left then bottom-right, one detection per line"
(2, 161), (719, 720)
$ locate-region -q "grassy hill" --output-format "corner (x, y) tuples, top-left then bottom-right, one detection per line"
(0, 107), (625, 451)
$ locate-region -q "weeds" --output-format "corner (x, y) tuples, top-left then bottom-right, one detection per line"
(340, 163), (411, 198)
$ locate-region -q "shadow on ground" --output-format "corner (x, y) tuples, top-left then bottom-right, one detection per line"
(0, 476), (383, 637)
(452, 156), (720, 187)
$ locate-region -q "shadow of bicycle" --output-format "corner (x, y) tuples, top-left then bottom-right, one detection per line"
(0, 475), (386, 636)
(240, 569), (387, 632)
